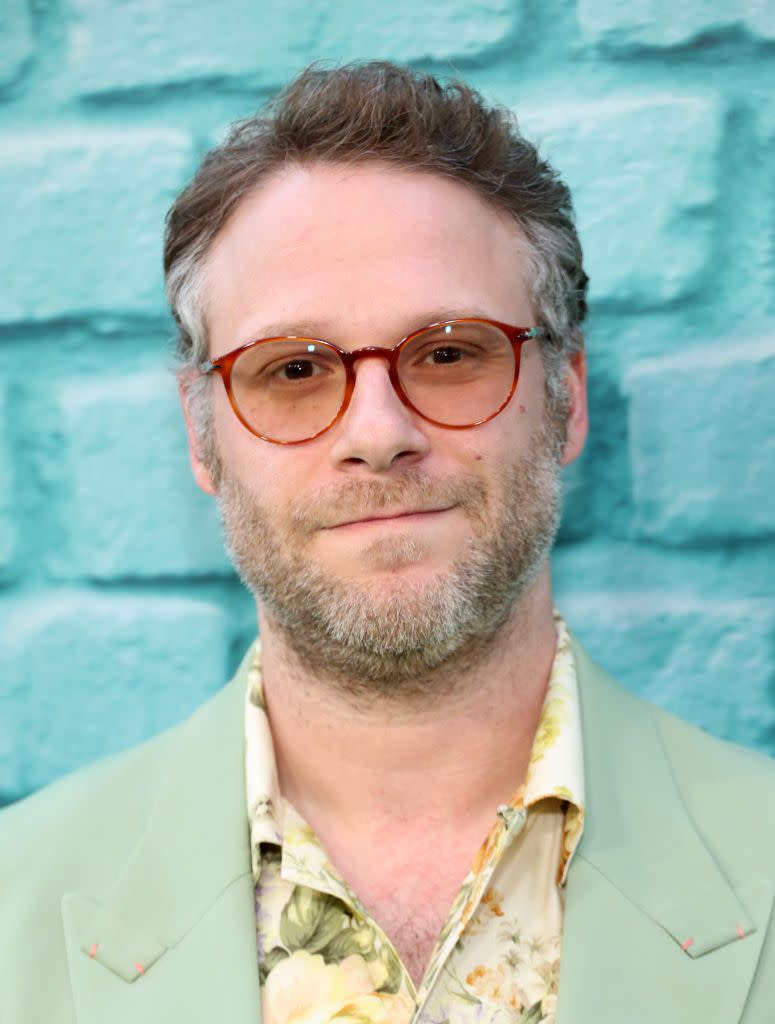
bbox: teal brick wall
[1,0,773,804]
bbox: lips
[326,507,452,529]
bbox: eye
[411,340,484,368]
[424,346,466,364]
[275,359,322,380]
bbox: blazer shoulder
[653,702,775,871]
[655,702,775,795]
[1,670,246,895]
[573,633,775,802]
[0,720,172,895]
[572,634,775,874]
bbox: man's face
[185,163,587,698]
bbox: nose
[327,353,430,472]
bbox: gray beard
[216,419,563,703]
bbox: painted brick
[754,94,775,312]
[519,94,721,305]
[755,92,775,145]
[553,537,775,608]
[0,0,33,88]
[0,0,772,800]
[0,384,17,576]
[0,130,194,322]
[0,592,232,799]
[49,369,231,579]
[579,0,775,49]
[562,592,775,754]
[311,0,517,64]
[64,0,518,96]
[627,338,775,543]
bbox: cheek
[210,390,244,461]
[210,389,281,483]
[229,445,324,517]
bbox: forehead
[204,162,534,350]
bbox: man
[1,62,774,1024]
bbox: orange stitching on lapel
[134,962,146,975]
[680,937,694,951]
[88,943,99,958]
[737,924,745,939]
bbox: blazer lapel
[557,640,773,1024]
[61,648,262,1024]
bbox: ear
[177,375,219,496]
[559,349,588,467]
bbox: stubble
[214,416,564,703]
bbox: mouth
[325,507,454,529]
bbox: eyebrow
[234,308,499,348]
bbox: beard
[214,415,564,703]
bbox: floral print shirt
[245,613,585,1024]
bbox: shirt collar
[244,611,586,883]
[524,612,586,883]
[244,644,282,876]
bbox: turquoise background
[0,0,773,804]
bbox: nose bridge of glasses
[342,344,397,370]
[341,344,411,419]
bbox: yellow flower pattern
[246,612,585,1024]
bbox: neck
[257,570,557,838]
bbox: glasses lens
[398,321,516,426]
[230,339,346,442]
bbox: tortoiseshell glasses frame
[198,317,549,446]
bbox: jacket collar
[556,639,772,1023]
[62,637,771,1024]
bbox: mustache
[287,470,486,533]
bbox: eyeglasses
[199,317,549,445]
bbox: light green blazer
[2,639,774,1022]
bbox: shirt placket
[414,805,528,1019]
